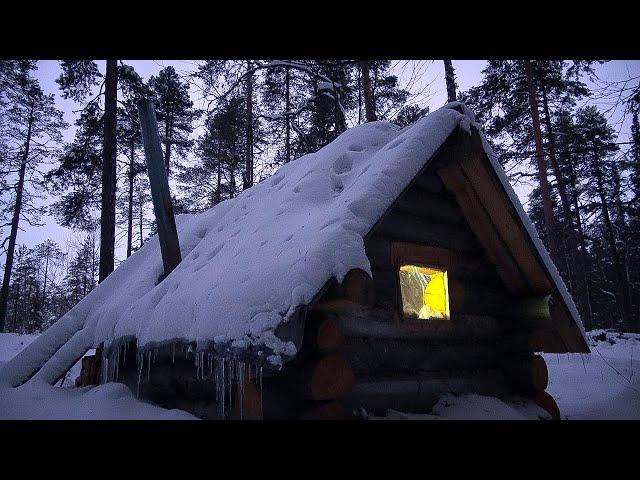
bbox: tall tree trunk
[357,67,362,124]
[285,66,291,163]
[0,107,33,332]
[524,60,559,261]
[567,154,594,326]
[244,61,254,190]
[42,254,49,307]
[592,146,633,330]
[540,83,592,327]
[359,60,377,122]
[163,119,171,174]
[99,59,117,283]
[443,60,457,103]
[139,190,144,249]
[215,153,222,205]
[127,141,135,258]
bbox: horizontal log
[332,308,502,341]
[314,268,374,311]
[365,236,392,270]
[534,390,560,420]
[310,354,356,401]
[342,268,375,306]
[317,318,346,351]
[413,173,446,194]
[338,337,505,377]
[502,354,548,393]
[342,370,509,415]
[373,210,480,253]
[395,188,464,225]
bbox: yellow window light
[399,265,450,320]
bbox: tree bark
[524,60,559,261]
[127,140,135,258]
[592,146,633,329]
[285,66,291,163]
[244,61,254,189]
[42,254,48,306]
[0,106,32,332]
[443,60,457,103]
[359,60,377,122]
[99,59,118,283]
[139,190,144,249]
[540,83,592,328]
[163,118,171,175]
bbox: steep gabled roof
[0,103,587,388]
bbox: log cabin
[0,102,588,420]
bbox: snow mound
[374,393,550,420]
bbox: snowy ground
[544,329,640,419]
[1,330,638,420]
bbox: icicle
[136,353,143,397]
[114,346,119,382]
[221,358,226,420]
[259,366,263,419]
[172,343,175,363]
[147,351,151,381]
[238,363,244,420]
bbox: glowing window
[399,265,450,320]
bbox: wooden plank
[437,159,529,294]
[458,133,551,294]
[395,187,464,225]
[331,307,502,341]
[374,209,479,253]
[338,337,505,377]
[342,370,509,415]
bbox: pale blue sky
[9,59,640,265]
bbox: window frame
[390,242,456,325]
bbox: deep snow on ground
[543,329,640,419]
[1,330,638,420]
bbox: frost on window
[399,265,450,320]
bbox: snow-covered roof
[0,103,587,387]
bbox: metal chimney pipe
[137,98,182,278]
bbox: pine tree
[443,60,457,103]
[55,60,118,283]
[64,233,98,307]
[148,66,198,175]
[179,95,246,210]
[575,106,635,331]
[46,102,103,229]
[116,94,145,257]
[394,104,430,127]
[0,62,66,332]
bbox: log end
[311,354,356,401]
[534,390,561,420]
[317,318,346,351]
